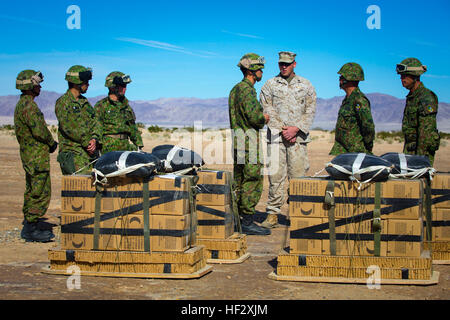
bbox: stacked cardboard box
[195,170,234,239]
[60,174,196,252]
[424,173,450,262]
[289,177,424,257]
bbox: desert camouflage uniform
[55,90,100,174]
[94,96,143,153]
[260,74,317,216]
[229,78,266,216]
[330,87,375,155]
[402,82,440,165]
[14,95,56,222]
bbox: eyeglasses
[279,62,293,67]
[31,71,44,84]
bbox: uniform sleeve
[87,103,101,144]
[242,85,266,130]
[356,97,375,152]
[93,101,105,145]
[417,93,440,155]
[24,101,55,147]
[260,81,283,131]
[299,83,317,135]
[127,106,144,148]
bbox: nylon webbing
[188,179,197,247]
[373,182,382,257]
[325,180,336,256]
[93,188,102,250]
[424,178,433,241]
[143,180,150,252]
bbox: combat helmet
[105,71,132,88]
[396,58,427,76]
[65,65,93,84]
[237,53,265,71]
[338,63,365,81]
[16,70,44,90]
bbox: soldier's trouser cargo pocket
[57,152,76,175]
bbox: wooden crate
[268,250,439,285]
[196,233,250,264]
[42,245,212,279]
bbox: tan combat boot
[260,214,278,228]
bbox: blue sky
[1,0,449,102]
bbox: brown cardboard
[196,170,231,206]
[432,173,450,208]
[387,219,423,257]
[289,177,422,220]
[196,205,234,239]
[61,212,194,252]
[289,217,323,255]
[432,208,450,241]
[61,175,96,214]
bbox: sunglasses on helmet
[112,74,132,86]
[396,64,426,73]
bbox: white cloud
[221,30,264,40]
[116,37,217,58]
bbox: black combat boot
[21,219,55,243]
[240,214,271,236]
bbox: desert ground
[0,128,449,301]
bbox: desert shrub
[147,125,164,133]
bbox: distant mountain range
[1,91,449,132]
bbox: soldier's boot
[260,213,278,229]
[240,214,271,236]
[21,220,55,243]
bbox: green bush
[147,125,164,133]
[0,124,14,131]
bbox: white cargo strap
[399,153,407,174]
[389,167,436,180]
[325,162,392,190]
[92,151,157,185]
[352,153,366,181]
[164,146,182,170]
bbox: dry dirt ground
[0,129,449,303]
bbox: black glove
[49,141,58,154]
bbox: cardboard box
[61,212,195,252]
[386,219,423,257]
[289,177,422,220]
[196,170,231,206]
[431,208,450,241]
[62,175,193,216]
[322,218,388,256]
[431,173,450,208]
[289,217,323,255]
[196,205,234,239]
[61,175,96,214]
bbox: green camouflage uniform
[229,78,266,216]
[330,63,375,155]
[402,82,440,164]
[94,97,143,153]
[330,87,375,155]
[14,94,56,223]
[55,90,101,174]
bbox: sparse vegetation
[0,124,14,131]
[147,125,164,133]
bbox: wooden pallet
[196,233,250,264]
[42,245,213,279]
[268,250,439,285]
[424,241,450,265]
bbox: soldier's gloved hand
[49,141,58,153]
[406,142,417,152]
[138,146,144,151]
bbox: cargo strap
[143,180,151,252]
[229,175,242,233]
[373,182,382,257]
[424,178,433,241]
[93,186,102,250]
[188,181,197,247]
[325,180,336,256]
